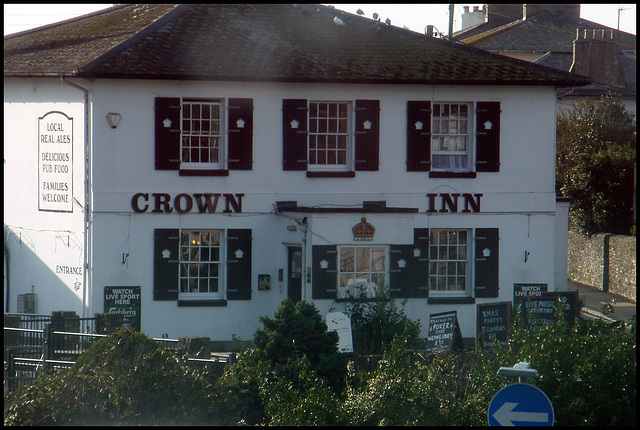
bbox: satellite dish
[372,12,378,20]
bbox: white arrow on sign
[493,402,549,426]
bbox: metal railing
[5,321,236,391]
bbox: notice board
[104,286,141,331]
[476,301,512,349]
[522,291,579,330]
[426,311,463,354]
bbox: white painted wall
[4,78,86,314]
[5,76,565,342]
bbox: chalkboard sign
[513,283,548,314]
[476,301,512,349]
[426,311,463,354]
[522,291,579,330]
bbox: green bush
[556,93,636,235]
[348,297,422,355]
[4,328,209,426]
[252,299,348,390]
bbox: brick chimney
[569,29,626,88]
[486,4,523,23]
[524,4,580,20]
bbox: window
[181,100,223,169]
[429,229,470,295]
[308,101,351,170]
[153,228,252,303]
[406,101,501,175]
[431,103,470,172]
[283,99,379,175]
[179,230,222,298]
[155,97,253,174]
[338,246,387,298]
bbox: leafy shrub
[348,298,421,355]
[4,328,209,426]
[252,299,348,390]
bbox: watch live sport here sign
[104,286,141,331]
[488,383,554,426]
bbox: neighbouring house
[455,4,636,116]
[4,4,589,344]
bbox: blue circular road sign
[488,383,554,426]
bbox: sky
[3,3,637,37]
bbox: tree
[556,94,636,235]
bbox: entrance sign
[104,286,141,331]
[38,111,73,212]
[476,301,512,349]
[426,311,463,354]
[488,383,554,426]
[325,311,353,353]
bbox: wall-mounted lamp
[106,112,122,129]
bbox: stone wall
[567,230,636,302]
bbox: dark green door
[287,246,302,303]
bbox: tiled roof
[4,4,589,86]
[454,12,636,52]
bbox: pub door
[287,246,302,303]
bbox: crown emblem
[352,217,375,240]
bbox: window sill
[335,297,390,303]
[179,169,229,176]
[178,299,227,307]
[428,296,475,305]
[429,171,477,179]
[306,171,356,178]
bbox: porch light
[106,112,122,129]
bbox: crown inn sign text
[129,192,482,215]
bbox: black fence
[4,312,235,391]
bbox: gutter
[60,76,91,319]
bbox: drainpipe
[60,76,91,319]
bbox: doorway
[287,246,302,303]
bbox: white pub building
[4,4,589,344]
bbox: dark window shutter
[312,245,337,299]
[227,229,252,300]
[407,101,431,171]
[227,98,253,170]
[389,228,429,298]
[354,99,380,171]
[282,99,308,170]
[153,229,179,300]
[474,228,499,297]
[476,102,501,172]
[155,97,181,170]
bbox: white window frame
[308,100,353,171]
[180,98,225,170]
[431,102,474,173]
[338,245,388,299]
[179,229,225,300]
[428,229,471,297]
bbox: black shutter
[354,100,380,171]
[407,101,431,171]
[282,99,308,170]
[153,229,179,300]
[312,245,337,299]
[227,98,253,170]
[227,229,252,300]
[476,102,501,172]
[389,228,429,298]
[475,228,499,298]
[155,97,181,170]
